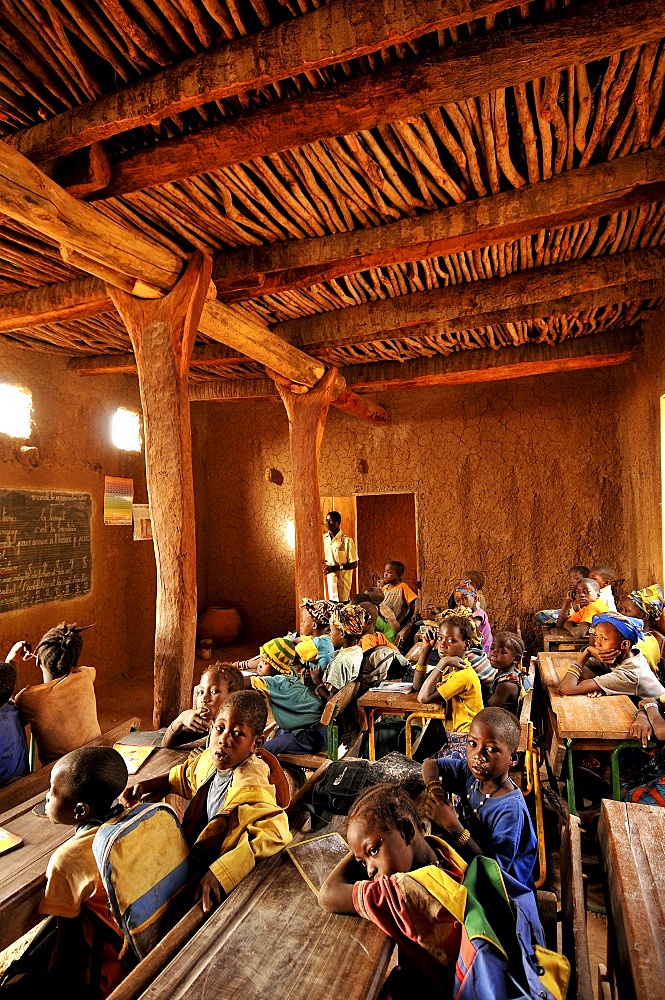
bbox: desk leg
[565,740,577,815]
[368,710,376,762]
[405,713,420,758]
[610,740,654,800]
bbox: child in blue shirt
[294,598,336,671]
[422,707,536,889]
[0,662,28,786]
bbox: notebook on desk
[0,826,22,855]
[287,833,349,896]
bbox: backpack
[92,802,192,960]
[359,646,410,691]
[310,758,372,816]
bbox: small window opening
[286,519,295,549]
[0,384,32,439]
[111,408,142,452]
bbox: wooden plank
[0,746,189,951]
[599,800,665,1000]
[69,343,246,375]
[0,717,140,814]
[132,830,393,1000]
[560,816,594,1000]
[278,249,665,349]
[109,254,210,727]
[0,276,111,333]
[213,148,665,299]
[8,0,519,164]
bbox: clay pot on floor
[197,605,241,646]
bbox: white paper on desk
[376,681,412,692]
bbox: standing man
[323,511,358,602]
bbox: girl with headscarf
[310,604,370,698]
[452,580,493,656]
[620,586,665,674]
[559,612,665,700]
[294,599,336,671]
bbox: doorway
[355,493,419,595]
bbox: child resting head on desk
[421,707,537,890]
[37,746,129,997]
[413,613,484,759]
[162,663,244,749]
[318,781,468,1000]
[556,577,609,637]
[558,612,665,700]
[121,690,292,914]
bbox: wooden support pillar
[107,252,212,727]
[270,368,339,609]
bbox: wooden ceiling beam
[188,329,639,400]
[98,0,665,201]
[7,0,517,164]
[68,342,246,374]
[277,247,665,348]
[0,276,111,332]
[213,148,665,300]
[0,142,384,421]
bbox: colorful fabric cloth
[294,634,335,669]
[436,757,537,888]
[323,645,364,691]
[472,608,493,656]
[359,632,398,652]
[250,673,323,732]
[437,731,468,760]
[300,598,336,628]
[489,670,522,714]
[330,603,369,636]
[382,581,418,625]
[0,701,29,785]
[260,637,297,675]
[454,580,477,600]
[629,584,665,623]
[14,666,101,764]
[323,531,357,602]
[466,647,497,689]
[375,614,398,644]
[592,612,646,645]
[637,634,662,674]
[567,598,609,625]
[435,663,483,734]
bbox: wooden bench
[559,814,593,1000]
[0,742,188,952]
[598,799,665,1000]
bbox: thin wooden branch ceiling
[0,0,663,391]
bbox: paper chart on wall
[104,477,133,526]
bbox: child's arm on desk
[558,648,603,695]
[418,657,464,704]
[319,852,366,913]
[120,773,171,806]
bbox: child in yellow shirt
[556,578,609,637]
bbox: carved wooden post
[270,367,339,608]
[108,252,212,727]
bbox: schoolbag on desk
[311,758,372,817]
[93,802,192,961]
[359,646,411,691]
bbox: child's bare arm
[421,757,439,785]
[417,665,445,705]
[162,709,210,748]
[120,773,171,806]
[638,700,665,740]
[487,680,520,708]
[422,793,482,859]
[319,852,365,914]
[49,917,87,984]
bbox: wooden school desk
[536,652,636,814]
[598,800,665,1000]
[0,745,188,952]
[357,687,445,760]
[130,831,394,1000]
[541,626,588,653]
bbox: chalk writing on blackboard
[0,489,92,613]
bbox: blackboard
[0,489,92,613]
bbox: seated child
[39,746,129,997]
[10,624,101,764]
[619,592,663,674]
[487,632,525,715]
[433,606,495,691]
[558,612,665,699]
[364,585,399,643]
[414,613,483,757]
[556,577,609,637]
[310,604,370,698]
[121,691,291,912]
[245,638,327,755]
[536,564,590,625]
[589,564,617,612]
[422,707,537,889]
[318,783,467,1000]
[382,561,420,647]
[293,598,336,670]
[625,584,665,636]
[351,597,398,651]
[453,579,492,655]
[0,662,29,786]
[162,664,244,749]
[447,568,488,612]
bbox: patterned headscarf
[259,637,297,675]
[436,606,482,647]
[592,613,646,646]
[629,584,665,623]
[300,598,335,629]
[454,579,477,600]
[329,604,370,636]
